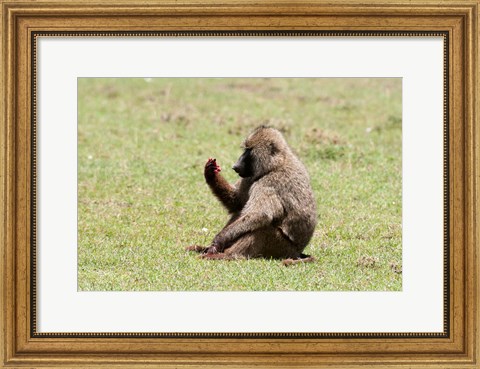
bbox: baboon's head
[232,126,289,179]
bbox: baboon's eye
[269,143,279,155]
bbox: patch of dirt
[216,79,282,96]
[159,105,197,126]
[305,127,344,146]
[356,256,379,269]
[99,85,120,100]
[389,262,402,274]
[227,117,293,138]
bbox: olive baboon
[187,126,317,264]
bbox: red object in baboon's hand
[205,158,221,179]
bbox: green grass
[77,77,402,291]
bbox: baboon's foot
[282,256,316,266]
[199,252,230,260]
[185,245,209,253]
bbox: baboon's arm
[204,158,242,213]
[206,174,241,213]
[212,187,283,250]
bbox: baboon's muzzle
[232,149,252,178]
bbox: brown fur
[188,126,317,262]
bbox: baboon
[187,126,317,264]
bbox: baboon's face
[232,148,254,178]
[233,127,287,179]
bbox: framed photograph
[1,1,478,368]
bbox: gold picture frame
[1,0,478,367]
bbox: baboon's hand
[210,235,227,253]
[203,245,219,255]
[202,236,226,255]
[204,158,221,180]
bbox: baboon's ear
[269,142,279,155]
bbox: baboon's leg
[199,227,312,262]
[211,188,283,252]
[223,226,301,260]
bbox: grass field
[77,77,402,291]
